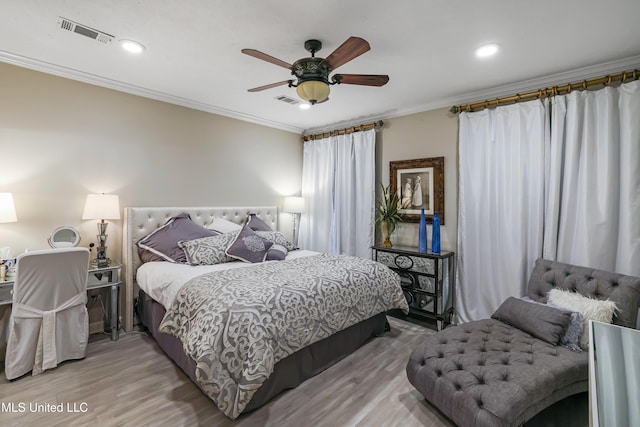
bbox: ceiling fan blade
[247,80,291,92]
[241,49,292,69]
[333,74,389,86]
[324,37,371,70]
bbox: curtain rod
[450,68,640,114]
[301,120,384,142]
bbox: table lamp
[283,196,305,247]
[0,193,17,224]
[82,193,120,267]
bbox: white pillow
[547,288,617,350]
[206,217,242,233]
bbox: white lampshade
[283,196,305,214]
[82,194,121,220]
[0,193,17,223]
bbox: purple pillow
[264,244,288,261]
[226,225,273,263]
[137,213,219,263]
[246,213,273,232]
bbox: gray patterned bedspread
[159,253,408,418]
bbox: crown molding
[388,54,640,118]
[305,54,640,133]
[0,50,304,134]
[4,49,639,136]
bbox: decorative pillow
[246,213,273,232]
[206,217,242,233]
[521,296,584,351]
[255,230,297,251]
[491,297,572,345]
[137,213,219,263]
[226,225,274,263]
[264,244,288,261]
[547,288,617,349]
[178,232,239,265]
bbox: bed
[122,206,408,419]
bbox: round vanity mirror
[48,226,81,248]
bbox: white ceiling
[1,1,640,134]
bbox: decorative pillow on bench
[491,297,572,345]
[548,288,617,349]
[521,296,584,351]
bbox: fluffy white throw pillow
[548,288,617,350]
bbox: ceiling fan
[241,36,389,105]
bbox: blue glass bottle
[418,208,427,252]
[432,212,441,254]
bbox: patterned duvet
[159,253,408,418]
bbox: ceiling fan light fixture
[296,80,330,104]
[243,37,388,102]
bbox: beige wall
[0,60,459,266]
[377,108,459,251]
[0,63,302,262]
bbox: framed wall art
[389,156,444,223]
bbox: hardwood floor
[0,317,454,427]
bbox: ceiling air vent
[58,17,113,44]
[275,95,301,106]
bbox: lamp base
[91,257,112,269]
[92,243,109,268]
[94,222,110,268]
[292,213,299,248]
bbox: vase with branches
[375,184,401,248]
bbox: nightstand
[88,262,122,341]
[372,245,455,330]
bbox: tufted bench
[406,259,640,427]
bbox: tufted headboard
[527,258,640,329]
[121,206,278,331]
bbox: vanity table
[0,261,122,341]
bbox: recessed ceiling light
[120,39,145,54]
[299,103,311,110]
[475,43,499,58]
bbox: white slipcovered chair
[4,247,90,380]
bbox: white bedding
[136,249,318,308]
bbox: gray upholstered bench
[406,259,640,427]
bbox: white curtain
[456,101,546,322]
[299,129,375,258]
[544,81,640,276]
[299,138,335,254]
[456,81,640,323]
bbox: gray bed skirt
[137,290,388,414]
